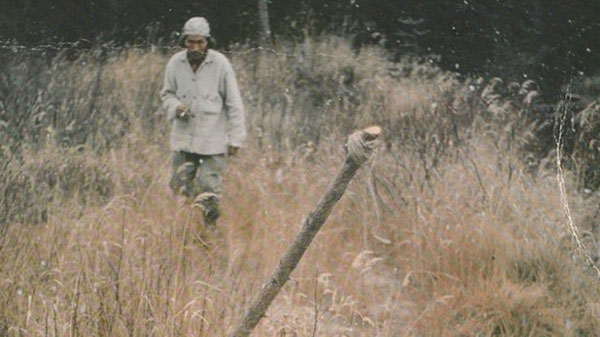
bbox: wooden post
[229,126,382,337]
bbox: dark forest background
[2,0,600,99]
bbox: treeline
[2,0,600,97]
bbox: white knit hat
[182,17,211,37]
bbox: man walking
[161,17,246,229]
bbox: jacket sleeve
[160,60,182,122]
[222,60,247,147]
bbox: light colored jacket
[160,49,246,155]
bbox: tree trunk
[257,0,272,46]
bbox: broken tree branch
[229,126,382,337]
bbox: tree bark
[257,0,272,47]
[228,126,381,337]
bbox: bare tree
[257,0,272,46]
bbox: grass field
[1,36,600,336]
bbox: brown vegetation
[1,36,600,336]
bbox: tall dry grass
[1,36,600,336]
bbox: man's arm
[222,60,247,149]
[160,60,183,122]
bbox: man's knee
[196,159,224,195]
[170,162,197,196]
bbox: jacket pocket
[173,121,189,136]
[176,88,193,107]
[199,92,223,114]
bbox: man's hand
[176,105,193,120]
[228,145,240,157]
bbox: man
[160,17,246,229]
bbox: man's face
[185,34,208,54]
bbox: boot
[193,192,220,230]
